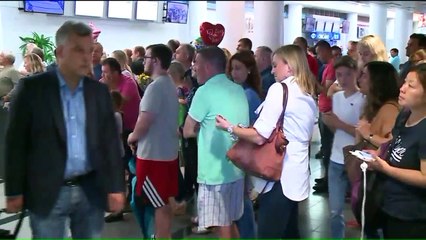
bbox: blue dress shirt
[57,70,90,179]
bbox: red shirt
[318,61,335,113]
[307,54,319,79]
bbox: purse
[343,140,377,187]
[226,83,289,181]
[351,108,410,228]
[0,210,25,239]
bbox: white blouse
[252,76,317,201]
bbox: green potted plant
[19,32,56,64]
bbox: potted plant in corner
[19,32,56,64]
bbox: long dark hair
[226,50,263,99]
[363,61,400,121]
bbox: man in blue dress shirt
[4,20,125,238]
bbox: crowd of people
[1,20,426,239]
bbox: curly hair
[362,61,400,121]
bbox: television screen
[136,1,158,21]
[24,0,65,15]
[75,1,104,18]
[342,20,350,34]
[165,1,188,24]
[305,17,316,32]
[108,1,132,19]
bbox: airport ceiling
[352,1,426,13]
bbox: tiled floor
[0,126,363,239]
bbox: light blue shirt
[57,70,90,179]
[389,55,401,72]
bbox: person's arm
[129,111,155,141]
[127,83,158,145]
[5,77,31,212]
[322,111,356,136]
[183,86,207,138]
[183,115,199,138]
[327,82,342,97]
[357,104,399,147]
[216,117,267,145]
[369,157,426,189]
[216,82,283,144]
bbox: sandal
[190,216,198,225]
[192,226,211,234]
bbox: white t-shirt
[252,76,317,201]
[330,91,365,164]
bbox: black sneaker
[104,212,124,223]
[313,182,328,194]
[314,150,323,159]
[314,177,326,184]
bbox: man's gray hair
[257,46,273,55]
[55,20,93,46]
[4,54,15,65]
[181,44,196,62]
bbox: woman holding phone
[367,63,426,238]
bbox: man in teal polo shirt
[183,47,249,238]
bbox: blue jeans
[236,195,256,238]
[328,161,349,239]
[29,186,104,239]
[257,181,299,238]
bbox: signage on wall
[310,32,340,41]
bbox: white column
[253,1,284,51]
[394,8,413,62]
[347,13,358,41]
[369,3,387,43]
[216,1,245,54]
[188,1,208,43]
[284,3,303,45]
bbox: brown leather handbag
[226,83,289,181]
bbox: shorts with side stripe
[198,178,244,228]
[135,157,178,208]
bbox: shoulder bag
[226,83,289,181]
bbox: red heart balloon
[199,22,225,46]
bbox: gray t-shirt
[136,75,179,161]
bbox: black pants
[257,182,300,238]
[175,137,198,202]
[383,213,426,239]
[318,112,334,178]
[122,130,134,203]
[182,138,198,201]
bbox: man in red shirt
[313,40,336,194]
[293,37,319,79]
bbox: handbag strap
[276,83,289,129]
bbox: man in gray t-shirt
[127,44,178,238]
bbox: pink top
[117,74,141,130]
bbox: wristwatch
[227,125,234,134]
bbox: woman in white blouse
[216,44,317,238]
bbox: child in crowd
[321,56,365,238]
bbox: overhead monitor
[164,1,189,24]
[23,0,65,15]
[108,1,132,19]
[75,1,104,17]
[136,1,159,21]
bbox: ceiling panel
[351,1,426,13]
